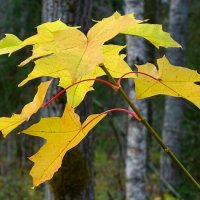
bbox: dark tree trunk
[42,0,91,33]
[42,1,93,200]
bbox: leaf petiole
[82,107,141,130]
[117,71,158,86]
[42,78,118,107]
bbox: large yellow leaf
[0,13,180,108]
[59,44,135,108]
[0,13,180,79]
[135,56,200,108]
[0,81,51,137]
[22,104,106,187]
[19,44,134,108]
[17,13,136,85]
[20,44,134,87]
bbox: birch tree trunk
[42,1,93,200]
[125,1,148,200]
[160,0,188,193]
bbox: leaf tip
[1,132,6,139]
[18,62,25,67]
[114,11,121,18]
[18,81,24,87]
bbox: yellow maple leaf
[16,13,136,84]
[19,44,134,108]
[0,13,180,108]
[60,44,135,108]
[22,104,106,187]
[0,13,180,78]
[135,56,200,108]
[0,80,51,137]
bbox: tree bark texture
[42,1,93,200]
[125,1,148,200]
[160,0,188,193]
[42,0,91,33]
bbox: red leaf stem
[117,71,159,86]
[43,78,118,107]
[82,107,141,130]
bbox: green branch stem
[99,63,200,191]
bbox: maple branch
[117,71,158,86]
[82,108,141,130]
[43,78,118,107]
[99,63,200,191]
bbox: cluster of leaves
[0,12,200,187]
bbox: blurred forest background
[0,0,199,200]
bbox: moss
[50,148,90,200]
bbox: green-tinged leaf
[121,23,180,48]
[0,34,22,55]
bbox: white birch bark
[160,0,188,193]
[125,1,148,200]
